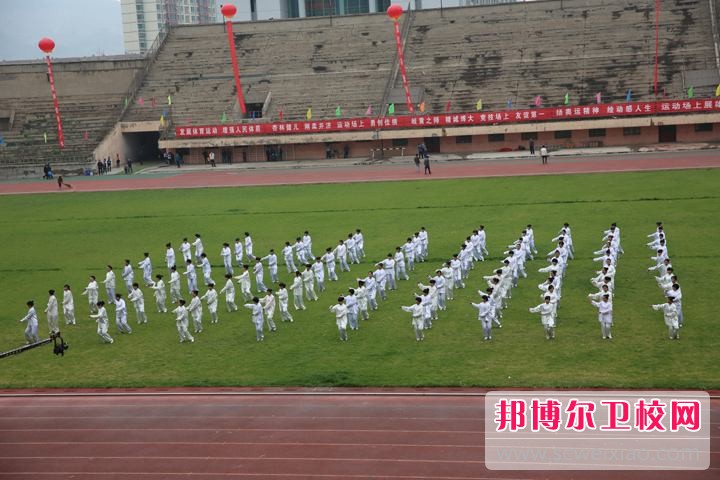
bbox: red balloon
[38,37,55,54]
[220,3,237,18]
[387,4,403,21]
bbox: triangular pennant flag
[595,92,602,104]
[507,99,513,109]
[475,99,483,111]
[716,84,720,97]
[138,97,144,106]
[167,94,172,105]
[687,86,694,99]
[83,131,89,141]
[534,95,542,107]
[564,92,570,105]
[335,106,342,117]
[279,109,284,121]
[365,105,373,116]
[221,112,227,123]
[445,100,452,113]
[306,108,312,120]
[43,132,48,143]
[387,103,395,115]
[419,101,425,113]
[626,89,632,102]
[159,115,165,127]
[124,97,129,107]
[151,97,156,107]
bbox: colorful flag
[279,109,284,121]
[221,112,227,123]
[388,103,395,115]
[167,95,172,105]
[306,108,312,120]
[687,86,694,99]
[43,132,48,143]
[626,89,632,102]
[595,92,602,104]
[475,99,482,111]
[534,95,542,107]
[444,100,452,113]
[83,131,89,141]
[419,101,425,113]
[365,105,373,116]
[564,92,570,105]
[716,84,720,97]
[138,97,144,106]
[335,106,342,117]
[151,97,156,107]
[159,115,165,127]
[506,99,512,109]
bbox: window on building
[521,132,538,140]
[392,138,409,147]
[589,128,606,137]
[623,127,641,136]
[554,130,572,139]
[455,135,472,144]
[694,123,713,132]
[246,103,264,119]
[376,0,391,12]
[488,133,505,142]
[285,0,300,17]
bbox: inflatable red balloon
[220,3,237,18]
[387,4,403,21]
[38,37,55,54]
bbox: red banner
[175,98,720,139]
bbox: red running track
[1,151,719,195]
[0,391,717,479]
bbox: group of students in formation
[647,222,683,340]
[586,223,622,339]
[329,228,433,341]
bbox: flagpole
[38,38,64,149]
[221,4,247,115]
[654,0,660,98]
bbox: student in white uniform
[172,299,194,343]
[665,283,683,327]
[529,296,556,340]
[404,238,416,272]
[472,295,493,341]
[401,296,425,341]
[261,289,277,332]
[417,279,439,321]
[303,231,314,262]
[192,233,204,262]
[283,242,296,273]
[184,259,198,293]
[44,289,59,335]
[89,300,113,344]
[220,242,233,275]
[289,271,306,310]
[329,296,349,342]
[19,300,40,344]
[261,249,279,284]
[180,238,192,262]
[234,265,252,301]
[198,253,214,286]
[383,254,397,290]
[219,273,238,312]
[276,283,294,322]
[451,254,464,289]
[102,265,116,302]
[345,288,359,330]
[113,293,132,334]
[432,271,447,311]
[166,243,176,270]
[299,264,317,301]
[169,266,182,304]
[374,264,388,301]
[354,229,365,259]
[82,276,99,313]
[419,227,429,259]
[346,234,359,265]
[394,247,409,281]
[313,257,326,292]
[478,225,489,256]
[441,262,454,301]
[334,240,350,272]
[122,259,134,293]
[200,283,219,324]
[151,274,167,313]
[361,272,378,310]
[322,248,338,281]
[128,283,148,324]
[294,237,307,266]
[416,288,433,330]
[138,253,154,286]
[356,280,369,320]
[253,259,268,293]
[652,297,680,340]
[234,238,244,267]
[62,284,76,326]
[187,290,203,333]
[244,297,265,342]
[590,294,613,339]
[244,232,254,260]
[526,224,538,255]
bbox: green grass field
[1,169,718,389]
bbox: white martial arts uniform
[219,278,238,312]
[235,270,252,301]
[201,288,219,324]
[401,303,425,341]
[172,305,194,343]
[403,241,416,271]
[283,245,296,273]
[301,268,318,301]
[356,285,369,320]
[529,302,556,339]
[261,253,279,284]
[192,237,204,261]
[82,280,99,313]
[244,235,254,260]
[253,262,267,292]
[180,241,192,262]
[354,232,365,258]
[334,243,349,272]
[261,294,277,331]
[187,295,203,333]
[441,266,454,300]
[103,270,116,301]
[374,268,387,300]
[184,263,198,293]
[276,287,294,322]
[113,298,132,334]
[122,264,134,292]
[234,241,244,266]
[244,302,265,342]
[62,289,76,325]
[329,303,349,341]
[138,257,153,285]
[302,234,314,262]
[169,270,182,303]
[472,300,493,340]
[346,293,359,330]
[221,246,233,275]
[128,287,147,324]
[322,251,338,281]
[44,294,59,334]
[199,257,214,286]
[290,276,305,310]
[591,299,613,339]
[383,258,397,290]
[151,279,167,313]
[89,306,113,343]
[313,260,325,292]
[394,251,408,280]
[166,247,176,270]
[652,302,679,339]
[19,306,40,343]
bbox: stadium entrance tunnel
[123,131,161,164]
